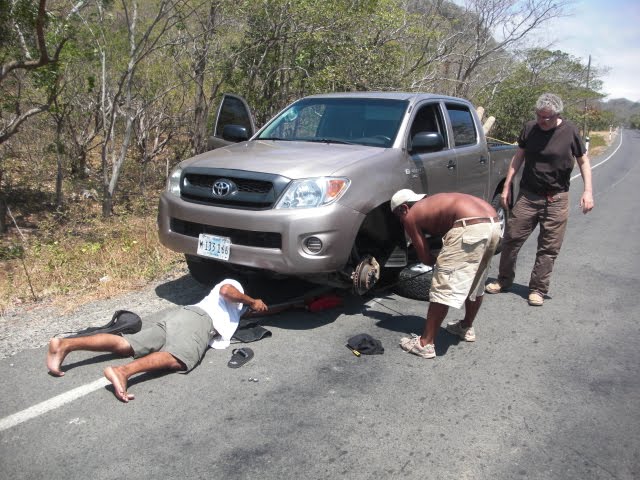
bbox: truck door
[406,102,457,195]
[207,94,256,151]
[444,102,489,200]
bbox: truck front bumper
[158,193,365,275]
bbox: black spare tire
[393,263,433,301]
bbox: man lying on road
[391,190,501,359]
[46,279,267,402]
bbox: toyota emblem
[212,179,237,197]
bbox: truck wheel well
[352,204,405,266]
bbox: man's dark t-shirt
[517,119,586,194]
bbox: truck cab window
[410,105,444,136]
[445,104,477,147]
[409,104,446,147]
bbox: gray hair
[536,93,564,114]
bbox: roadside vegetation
[0,0,626,313]
[0,161,182,313]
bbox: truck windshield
[257,98,409,148]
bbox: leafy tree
[0,0,83,233]
[401,0,571,98]
[477,49,605,141]
[86,0,183,216]
[169,0,242,156]
[230,0,408,124]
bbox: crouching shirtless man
[47,279,267,402]
[391,190,501,359]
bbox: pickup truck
[157,92,518,297]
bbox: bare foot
[104,366,135,403]
[47,338,67,376]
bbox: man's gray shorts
[123,306,215,372]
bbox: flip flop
[227,348,254,368]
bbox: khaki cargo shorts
[123,306,216,372]
[429,222,502,309]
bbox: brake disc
[351,255,381,295]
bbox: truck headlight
[166,166,182,197]
[275,177,350,209]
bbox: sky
[540,0,640,102]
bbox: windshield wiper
[258,137,291,141]
[307,138,356,145]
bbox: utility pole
[583,54,591,143]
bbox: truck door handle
[447,160,456,170]
[479,156,487,164]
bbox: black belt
[452,217,500,228]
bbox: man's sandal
[227,348,254,368]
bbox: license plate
[197,234,231,261]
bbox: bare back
[405,192,497,236]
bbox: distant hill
[599,98,640,127]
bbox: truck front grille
[180,168,291,210]
[171,219,282,249]
[187,174,272,194]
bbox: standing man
[485,93,594,306]
[391,190,501,359]
[46,279,268,402]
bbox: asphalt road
[1,129,638,480]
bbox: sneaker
[445,320,476,342]
[485,281,510,294]
[399,334,436,359]
[528,291,544,306]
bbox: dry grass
[587,130,616,156]
[0,204,183,315]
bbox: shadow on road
[51,352,121,375]
[154,273,351,331]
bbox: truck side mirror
[411,132,444,153]
[222,124,250,143]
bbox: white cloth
[193,278,245,349]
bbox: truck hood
[183,140,388,179]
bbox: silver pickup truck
[158,92,517,296]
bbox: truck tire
[186,255,235,286]
[393,263,432,301]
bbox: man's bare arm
[501,148,525,208]
[404,221,435,266]
[219,284,268,313]
[576,154,594,214]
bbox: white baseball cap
[390,189,426,211]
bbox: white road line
[571,132,624,181]
[0,377,109,432]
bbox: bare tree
[182,1,233,156]
[88,0,182,216]
[402,0,569,97]
[133,82,186,198]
